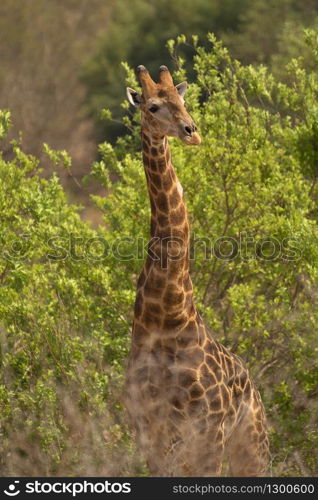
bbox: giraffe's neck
[134,127,195,331]
[142,130,188,249]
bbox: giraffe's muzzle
[180,121,201,146]
[182,131,201,146]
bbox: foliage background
[0,0,318,477]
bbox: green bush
[1,31,318,476]
[93,34,318,476]
[0,111,136,475]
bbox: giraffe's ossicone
[125,65,269,477]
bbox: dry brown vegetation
[0,0,111,219]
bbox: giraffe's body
[125,66,269,476]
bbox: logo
[4,481,20,496]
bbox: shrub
[94,34,318,476]
[0,111,137,475]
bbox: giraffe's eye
[149,104,159,113]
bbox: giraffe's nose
[180,120,201,145]
[183,123,197,136]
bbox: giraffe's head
[127,65,201,146]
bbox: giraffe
[125,65,269,477]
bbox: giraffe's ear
[176,81,188,98]
[126,87,142,107]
